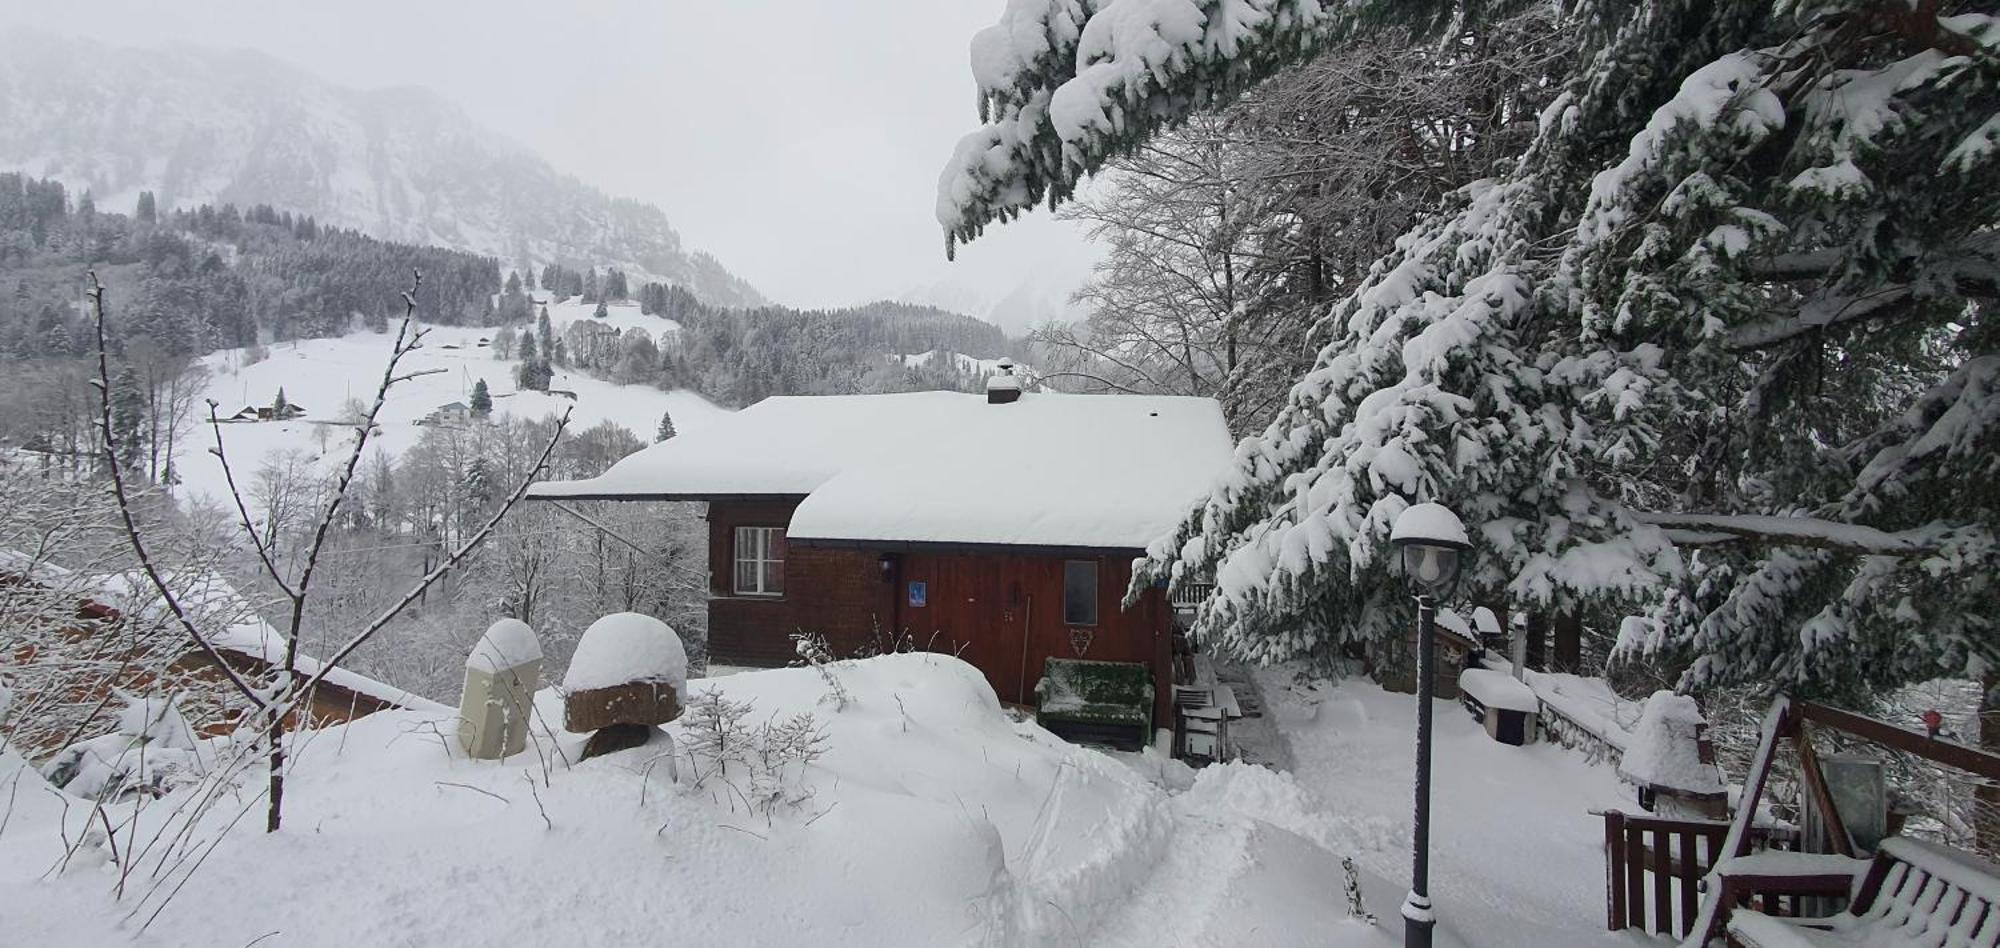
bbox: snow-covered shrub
[677,687,827,822]
[41,692,206,802]
[790,631,851,710]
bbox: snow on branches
[946,0,2000,694]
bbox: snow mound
[466,618,542,673]
[562,612,686,692]
[1617,690,1725,795]
[0,652,1387,946]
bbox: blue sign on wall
[907,581,927,607]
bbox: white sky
[0,1,1100,314]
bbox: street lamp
[1389,502,1470,948]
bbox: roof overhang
[524,492,810,504]
[787,535,1146,558]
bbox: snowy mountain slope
[181,298,725,507]
[0,30,763,308]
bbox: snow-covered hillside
[0,654,1411,947]
[181,298,725,506]
[0,30,763,308]
[896,349,1019,377]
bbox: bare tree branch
[1638,511,1966,555]
[289,406,572,698]
[85,271,269,711]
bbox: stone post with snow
[459,618,543,761]
[563,612,687,761]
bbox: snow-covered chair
[1723,836,2000,947]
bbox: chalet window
[1063,560,1098,626]
[733,526,785,596]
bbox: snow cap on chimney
[986,367,1021,404]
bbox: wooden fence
[1599,810,1801,939]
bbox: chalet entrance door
[911,554,1029,707]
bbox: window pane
[734,527,759,594]
[1064,560,1098,626]
[764,558,784,596]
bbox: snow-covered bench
[1035,659,1154,752]
[1724,836,2000,947]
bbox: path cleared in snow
[1257,666,1655,946]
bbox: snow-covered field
[179,298,725,506]
[0,655,1415,947]
[897,349,1017,376]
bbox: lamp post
[1389,502,1470,948]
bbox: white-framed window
[733,526,786,596]
[1063,559,1098,626]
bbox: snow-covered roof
[90,566,446,714]
[528,391,1235,551]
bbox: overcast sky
[0,1,1099,314]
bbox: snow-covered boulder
[563,613,687,759]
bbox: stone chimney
[987,359,1021,404]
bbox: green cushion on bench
[1035,659,1154,728]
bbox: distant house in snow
[528,377,1235,743]
[226,402,305,423]
[418,402,473,427]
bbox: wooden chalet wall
[896,552,1173,728]
[706,500,896,666]
[705,500,1174,729]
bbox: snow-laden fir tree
[470,378,492,417]
[656,409,677,443]
[940,0,1999,699]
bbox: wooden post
[1980,668,2000,858]
[1795,720,1855,857]
[1676,825,1700,933]
[1626,821,1647,932]
[1651,826,1672,934]
[1525,611,1547,671]
[1553,613,1583,673]
[1605,810,1628,930]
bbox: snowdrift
[0,653,1400,947]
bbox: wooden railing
[1170,582,1214,610]
[1599,810,1799,940]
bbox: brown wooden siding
[704,500,1174,729]
[705,500,898,666]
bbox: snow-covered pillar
[459,618,543,760]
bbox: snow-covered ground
[179,297,724,506]
[1256,667,1651,947]
[0,655,1413,947]
[1,650,1654,946]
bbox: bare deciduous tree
[86,269,571,833]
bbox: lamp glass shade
[1402,542,1460,594]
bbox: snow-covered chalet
[528,378,1234,734]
